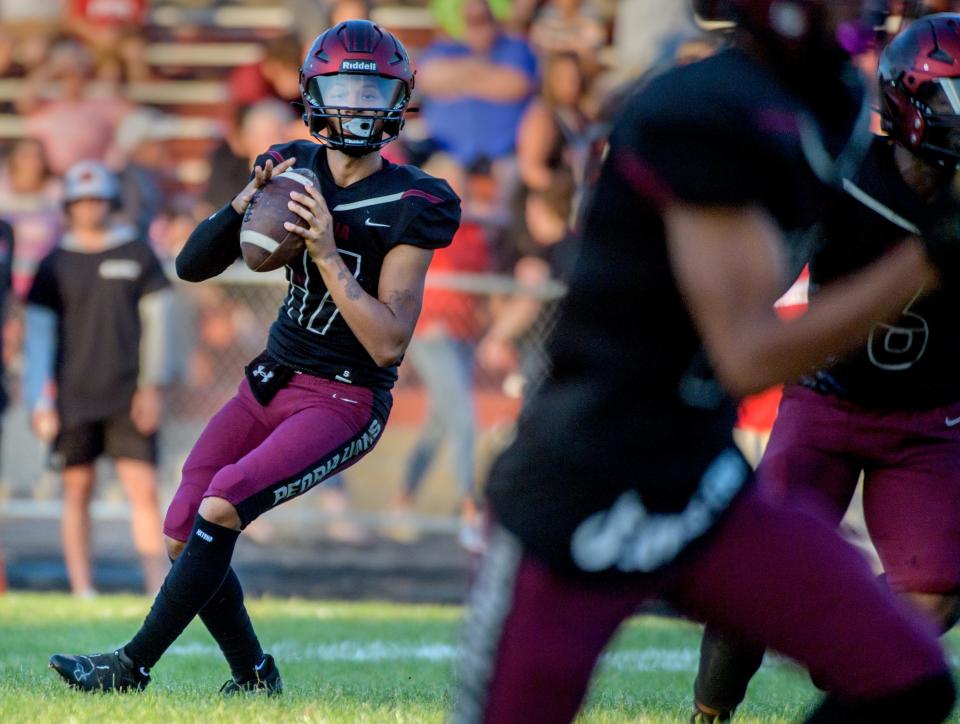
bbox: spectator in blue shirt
[417,0,537,169]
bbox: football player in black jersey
[49,20,460,694]
[693,13,960,721]
[451,2,960,723]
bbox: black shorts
[53,413,157,468]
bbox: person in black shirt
[25,160,172,598]
[451,2,960,723]
[49,20,460,695]
[693,13,960,720]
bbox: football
[239,167,320,272]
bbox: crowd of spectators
[0,0,957,571]
[0,0,712,402]
[0,0,748,553]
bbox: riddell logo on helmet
[340,60,377,72]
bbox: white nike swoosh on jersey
[947,416,960,427]
[332,393,359,404]
[365,219,390,228]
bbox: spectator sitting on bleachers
[228,34,303,108]
[516,51,591,193]
[0,137,62,299]
[110,108,178,240]
[529,0,607,72]
[286,0,370,50]
[330,0,371,26]
[65,0,151,82]
[417,0,537,171]
[18,39,131,176]
[0,31,20,90]
[201,99,301,214]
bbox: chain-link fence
[0,265,565,533]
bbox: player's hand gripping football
[231,156,298,215]
[284,183,337,264]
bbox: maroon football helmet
[300,20,414,156]
[879,12,960,167]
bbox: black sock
[694,624,766,715]
[198,567,264,681]
[124,515,240,670]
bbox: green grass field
[0,593,956,723]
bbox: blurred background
[0,0,944,602]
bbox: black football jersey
[487,48,868,576]
[255,142,460,390]
[804,137,960,408]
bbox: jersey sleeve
[395,181,462,251]
[26,253,62,314]
[251,141,307,177]
[613,82,777,208]
[139,243,172,297]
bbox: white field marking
[165,641,745,673]
[170,639,930,673]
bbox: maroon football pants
[453,486,948,723]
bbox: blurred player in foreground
[48,20,459,694]
[25,160,171,598]
[693,13,960,721]
[452,1,960,722]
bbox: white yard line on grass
[168,641,703,672]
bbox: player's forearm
[720,240,934,396]
[416,59,476,96]
[418,59,530,101]
[175,204,242,282]
[315,255,414,367]
[468,65,532,101]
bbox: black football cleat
[690,704,732,723]
[49,649,149,692]
[219,654,283,696]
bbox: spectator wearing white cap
[24,160,174,597]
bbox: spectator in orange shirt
[395,154,490,551]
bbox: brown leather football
[239,167,320,272]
